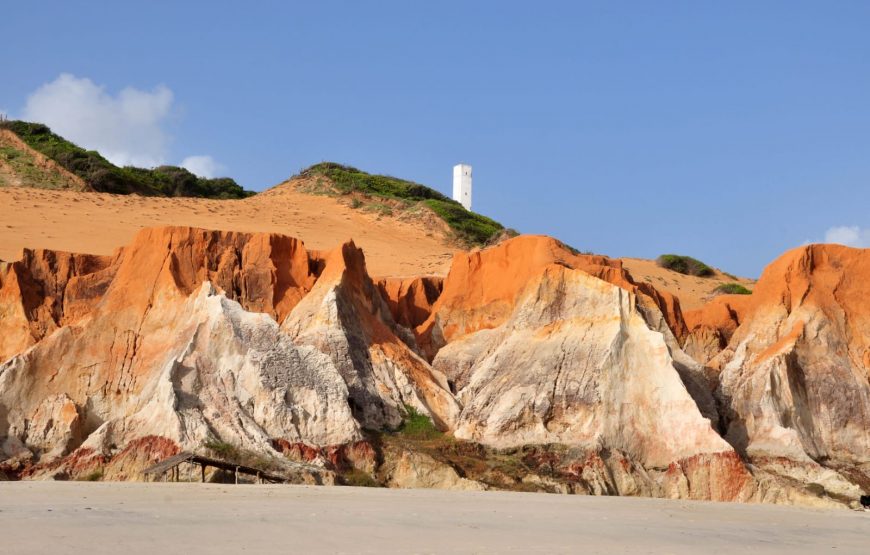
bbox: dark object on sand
[143,452,288,484]
[860,495,870,508]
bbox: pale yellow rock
[383,448,486,491]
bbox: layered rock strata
[0,227,455,481]
[711,245,870,499]
[0,229,867,507]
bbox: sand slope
[621,257,755,310]
[0,183,456,277]
[0,130,89,191]
[0,181,754,299]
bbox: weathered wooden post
[201,463,206,483]
[235,466,239,484]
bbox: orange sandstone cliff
[0,229,867,507]
[710,245,870,498]
[683,294,753,365]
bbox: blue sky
[2,1,869,276]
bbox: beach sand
[0,482,867,554]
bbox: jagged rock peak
[415,234,687,358]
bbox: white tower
[452,163,472,211]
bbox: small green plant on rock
[204,438,239,459]
[202,437,283,472]
[397,405,441,441]
[714,282,751,295]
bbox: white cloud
[21,73,173,167]
[181,155,224,178]
[823,226,870,248]
[21,74,226,174]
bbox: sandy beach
[0,482,866,554]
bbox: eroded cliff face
[0,227,455,481]
[412,238,756,502]
[709,245,870,499]
[0,249,116,361]
[435,266,725,461]
[415,236,689,358]
[683,295,752,366]
[376,276,443,330]
[0,229,866,507]
[279,241,460,433]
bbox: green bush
[1,120,254,199]
[423,199,503,246]
[202,437,283,472]
[203,438,239,460]
[398,405,441,441]
[656,254,715,277]
[0,144,76,189]
[364,202,394,217]
[555,240,593,256]
[303,162,451,201]
[81,469,104,482]
[339,469,382,487]
[301,162,504,246]
[714,282,752,295]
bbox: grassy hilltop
[0,120,253,199]
[300,162,505,246]
[0,121,506,245]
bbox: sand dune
[621,257,755,310]
[0,182,754,303]
[0,183,456,277]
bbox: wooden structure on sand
[142,452,288,484]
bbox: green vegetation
[363,202,394,217]
[303,162,451,201]
[338,468,382,488]
[0,121,254,199]
[376,427,568,493]
[555,239,594,256]
[81,469,104,481]
[482,227,520,247]
[202,437,282,472]
[714,282,752,295]
[558,241,581,255]
[203,437,238,459]
[0,142,81,190]
[301,162,504,245]
[397,405,442,441]
[344,426,599,494]
[656,254,715,277]
[423,199,503,245]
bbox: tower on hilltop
[452,163,472,210]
